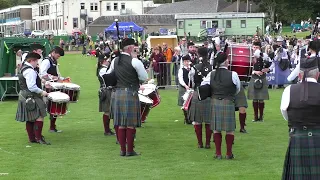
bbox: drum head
[138,94,153,104]
[138,84,156,95]
[48,91,70,102]
[63,83,80,90]
[49,82,65,89]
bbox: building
[32,0,157,35]
[176,13,266,38]
[0,5,32,36]
[88,14,176,36]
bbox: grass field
[0,54,289,180]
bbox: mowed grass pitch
[0,54,288,180]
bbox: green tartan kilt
[15,92,47,122]
[247,74,269,100]
[235,85,248,108]
[98,89,112,114]
[210,98,236,132]
[178,85,186,106]
[282,129,320,180]
[188,90,211,124]
[110,89,141,127]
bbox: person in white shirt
[280,56,320,179]
[15,52,50,145]
[201,51,240,160]
[21,44,44,73]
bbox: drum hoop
[138,94,153,104]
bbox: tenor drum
[62,83,80,102]
[182,89,194,111]
[138,94,153,123]
[47,91,70,116]
[138,84,161,108]
[226,44,253,82]
[45,82,64,93]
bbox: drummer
[97,54,115,136]
[178,55,192,124]
[15,52,50,145]
[21,44,44,73]
[39,46,69,133]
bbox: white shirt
[178,66,191,87]
[99,66,108,77]
[280,78,317,121]
[201,67,241,94]
[287,53,317,82]
[107,52,148,83]
[23,62,43,94]
[39,55,64,80]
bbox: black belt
[289,126,320,137]
[116,88,138,92]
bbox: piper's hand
[52,76,59,81]
[184,85,190,90]
[254,71,263,76]
[262,68,269,73]
[41,91,48,97]
[139,85,145,92]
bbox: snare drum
[139,84,161,108]
[227,44,253,82]
[62,83,80,102]
[45,82,65,93]
[182,89,194,111]
[47,91,70,116]
[138,94,153,123]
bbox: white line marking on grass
[0,147,15,155]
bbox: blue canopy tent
[105,22,144,32]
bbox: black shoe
[252,118,259,122]
[120,151,126,156]
[198,144,204,148]
[240,129,247,133]
[126,151,140,157]
[116,140,119,144]
[104,130,116,136]
[49,129,62,133]
[37,136,51,145]
[29,140,38,143]
[214,155,222,159]
[205,145,211,149]
[226,154,235,160]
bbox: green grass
[0,54,288,180]
[281,26,311,38]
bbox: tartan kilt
[98,89,112,114]
[188,90,211,124]
[15,91,47,122]
[109,91,115,119]
[282,129,320,180]
[210,98,236,132]
[111,89,141,127]
[235,85,248,108]
[178,85,186,106]
[247,74,269,100]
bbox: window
[73,18,78,28]
[226,20,231,28]
[53,19,55,30]
[90,3,98,11]
[212,21,218,28]
[200,21,206,29]
[106,3,111,11]
[178,21,184,29]
[121,3,125,10]
[206,21,212,28]
[45,5,49,15]
[114,3,118,11]
[40,6,44,16]
[80,3,85,10]
[241,20,246,28]
[88,17,93,24]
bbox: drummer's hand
[41,91,48,97]
[139,85,145,92]
[262,68,269,73]
[184,85,190,90]
[52,76,59,81]
[254,71,263,76]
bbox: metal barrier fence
[148,62,180,89]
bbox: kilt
[109,91,115,119]
[98,89,112,114]
[235,85,248,108]
[247,74,269,100]
[210,98,236,132]
[188,90,211,124]
[111,88,141,127]
[282,128,320,180]
[16,91,47,122]
[178,85,186,106]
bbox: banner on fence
[266,62,291,85]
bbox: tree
[0,0,11,10]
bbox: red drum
[226,44,253,82]
[62,83,80,103]
[138,94,153,123]
[47,91,70,116]
[182,90,194,111]
[138,84,160,108]
[45,82,64,93]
